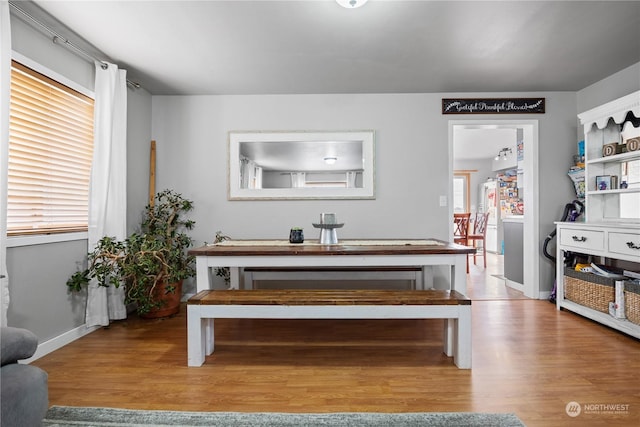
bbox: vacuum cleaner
[544,199,584,303]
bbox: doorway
[449,120,540,299]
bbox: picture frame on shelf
[595,175,611,191]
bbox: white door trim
[448,120,540,299]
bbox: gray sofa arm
[1,327,38,366]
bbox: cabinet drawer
[559,228,605,251]
[609,232,640,258]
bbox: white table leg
[196,257,212,293]
[187,306,206,367]
[243,270,254,290]
[421,266,434,290]
[452,254,467,296]
[229,267,240,289]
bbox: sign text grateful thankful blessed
[442,98,545,114]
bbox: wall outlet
[439,195,447,207]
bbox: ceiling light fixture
[336,0,369,9]
[494,148,512,161]
[324,156,338,165]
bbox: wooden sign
[603,142,624,157]
[626,137,640,152]
[442,98,545,114]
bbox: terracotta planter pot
[140,280,183,319]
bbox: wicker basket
[564,268,615,313]
[624,282,640,325]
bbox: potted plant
[67,189,196,318]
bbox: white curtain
[240,157,263,189]
[0,0,11,327]
[85,61,128,327]
[291,172,306,188]
[253,166,263,189]
[240,157,251,188]
[346,171,357,188]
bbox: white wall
[576,62,640,115]
[151,92,578,294]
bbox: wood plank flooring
[32,256,640,427]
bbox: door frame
[448,120,540,299]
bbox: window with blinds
[8,60,94,235]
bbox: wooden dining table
[188,239,475,296]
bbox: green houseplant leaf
[67,189,196,316]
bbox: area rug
[42,406,526,427]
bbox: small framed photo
[595,175,611,191]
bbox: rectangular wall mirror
[228,130,375,200]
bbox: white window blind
[8,60,94,235]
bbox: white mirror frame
[228,130,376,200]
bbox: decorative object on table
[595,175,611,191]
[66,190,195,318]
[312,213,344,245]
[289,227,304,244]
[621,180,629,189]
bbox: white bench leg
[188,306,208,367]
[454,306,472,369]
[443,318,454,357]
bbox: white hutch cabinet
[555,91,640,338]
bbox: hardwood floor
[467,252,529,300]
[33,261,640,427]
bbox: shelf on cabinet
[587,150,640,165]
[586,187,640,196]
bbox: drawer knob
[627,241,640,250]
[572,235,587,242]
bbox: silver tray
[312,223,344,229]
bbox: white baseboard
[538,290,551,300]
[505,279,524,292]
[25,323,100,364]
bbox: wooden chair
[467,212,490,268]
[453,213,471,272]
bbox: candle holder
[312,213,344,245]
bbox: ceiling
[453,128,517,161]
[23,0,640,96]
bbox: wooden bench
[242,266,426,289]
[187,289,471,369]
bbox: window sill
[6,232,88,248]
